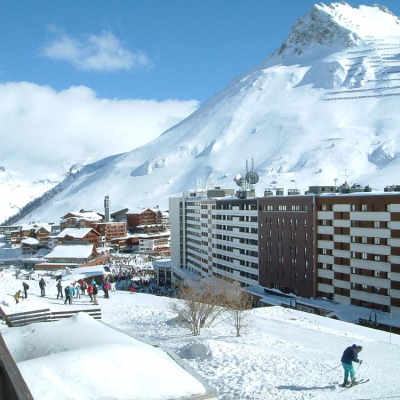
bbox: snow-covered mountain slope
[13,2,400,223]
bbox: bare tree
[226,282,253,337]
[170,277,231,336]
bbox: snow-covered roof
[2,313,208,400]
[35,225,52,233]
[45,245,94,259]
[21,238,39,245]
[57,228,97,239]
[64,211,102,221]
[139,231,170,239]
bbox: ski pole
[326,365,341,373]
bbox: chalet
[34,225,52,243]
[39,244,97,270]
[93,222,127,244]
[126,208,163,232]
[56,228,101,248]
[21,237,40,254]
[60,211,102,230]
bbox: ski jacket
[64,287,70,297]
[93,285,98,295]
[341,344,360,365]
[88,285,93,294]
[69,286,75,296]
[39,279,46,288]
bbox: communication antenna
[334,178,338,186]
[233,158,259,197]
[340,169,353,184]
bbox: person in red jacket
[130,283,136,294]
[104,280,110,299]
[87,283,93,302]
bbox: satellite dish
[246,171,259,185]
[234,173,244,187]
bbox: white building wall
[169,197,182,268]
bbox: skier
[64,286,72,305]
[56,280,63,299]
[22,282,29,299]
[87,283,93,302]
[15,290,21,304]
[69,284,75,304]
[93,283,99,305]
[104,280,110,299]
[75,282,81,299]
[341,344,363,386]
[39,278,46,297]
[110,274,116,292]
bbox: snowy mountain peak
[10,3,400,224]
[276,2,400,59]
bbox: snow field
[1,274,400,399]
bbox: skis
[340,379,369,390]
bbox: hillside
[1,273,400,399]
[12,2,400,224]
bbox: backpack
[25,283,29,289]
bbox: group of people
[56,279,100,305]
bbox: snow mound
[177,342,212,361]
[3,311,207,400]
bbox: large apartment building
[213,198,259,286]
[316,193,400,315]
[172,184,400,315]
[258,195,316,298]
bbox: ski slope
[1,273,399,399]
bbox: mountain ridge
[8,2,400,224]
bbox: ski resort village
[3,1,400,400]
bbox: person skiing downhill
[341,344,363,386]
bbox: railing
[51,309,101,322]
[1,307,102,327]
[0,331,34,399]
[7,309,51,327]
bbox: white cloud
[0,81,199,179]
[41,28,150,71]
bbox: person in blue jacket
[341,344,363,386]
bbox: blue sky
[2,0,400,103]
[2,0,400,187]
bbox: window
[374,255,380,261]
[351,236,355,243]
[362,237,367,244]
[374,237,380,245]
[374,221,380,228]
[374,271,381,278]
[322,205,327,211]
[322,220,327,226]
[351,205,356,211]
[351,252,356,258]
[361,253,368,260]
[361,204,367,211]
